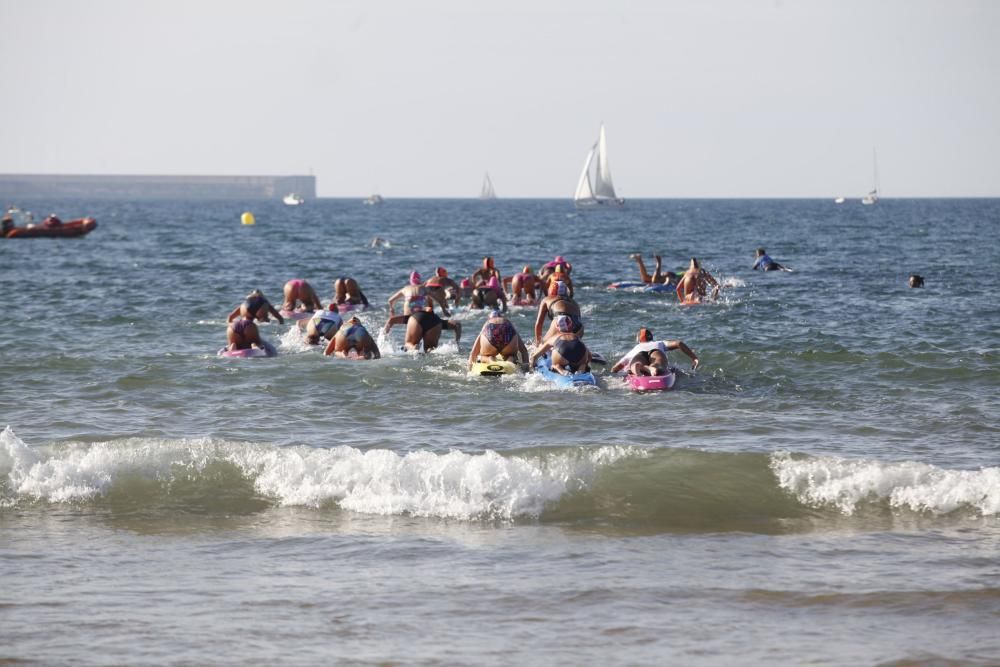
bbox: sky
[1,0,998,198]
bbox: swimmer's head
[756,248,766,257]
[908,274,925,288]
[555,315,574,333]
[436,267,448,277]
[637,328,653,342]
[689,257,701,270]
[483,256,494,269]
[348,315,361,324]
[409,271,422,285]
[522,265,533,275]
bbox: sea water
[1,198,998,665]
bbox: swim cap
[553,264,564,273]
[522,265,532,274]
[637,328,653,342]
[487,276,500,290]
[555,315,574,333]
[436,267,448,277]
[409,271,422,285]
[555,281,568,296]
[489,308,504,319]
[460,278,471,288]
[555,256,566,264]
[348,315,361,324]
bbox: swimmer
[908,274,924,288]
[324,316,380,359]
[227,289,285,324]
[467,309,530,370]
[629,253,680,286]
[533,280,583,345]
[282,278,323,312]
[504,265,541,306]
[539,255,572,283]
[752,248,791,272]
[470,276,509,311]
[227,314,267,352]
[425,267,461,308]
[304,305,343,345]
[387,271,451,316]
[529,315,592,375]
[383,306,462,353]
[610,328,699,376]
[333,277,370,306]
[676,258,720,304]
[539,262,575,298]
[470,256,502,288]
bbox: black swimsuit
[554,336,587,370]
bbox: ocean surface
[2,197,998,666]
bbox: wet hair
[908,274,924,288]
[690,258,701,269]
[756,248,766,256]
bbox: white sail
[480,172,496,200]
[574,124,624,207]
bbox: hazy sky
[2,0,998,197]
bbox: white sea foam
[770,451,1000,516]
[1,426,642,519]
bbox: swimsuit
[230,318,255,349]
[550,303,583,333]
[244,296,266,315]
[411,310,445,332]
[341,324,366,346]
[753,255,777,271]
[553,336,587,371]
[312,310,343,337]
[289,279,305,289]
[483,319,515,349]
[405,289,427,312]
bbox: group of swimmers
[222,251,704,380]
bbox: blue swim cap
[489,308,504,319]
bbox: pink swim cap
[555,256,566,264]
[409,271,422,285]
[460,278,471,288]
[487,276,500,290]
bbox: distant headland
[0,174,316,200]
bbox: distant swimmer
[470,256,502,288]
[629,253,680,286]
[369,237,391,249]
[908,274,925,288]
[676,257,720,304]
[505,265,541,306]
[387,271,451,317]
[324,316,381,359]
[533,280,583,345]
[333,276,370,307]
[424,267,461,308]
[227,289,285,324]
[282,278,324,312]
[530,315,592,375]
[470,276,509,311]
[304,305,343,345]
[467,309,530,370]
[383,306,462,353]
[227,313,271,353]
[752,248,792,272]
[610,328,699,376]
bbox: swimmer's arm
[323,336,336,356]
[529,341,553,368]
[533,302,548,344]
[226,306,240,323]
[667,340,699,369]
[386,289,404,314]
[467,337,482,369]
[431,291,451,317]
[268,304,285,324]
[358,290,370,306]
[366,335,381,359]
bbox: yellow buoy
[241,211,256,226]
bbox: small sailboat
[282,193,304,206]
[861,149,880,205]
[834,196,845,204]
[363,194,384,206]
[479,172,497,200]
[574,124,624,208]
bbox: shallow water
[1,197,998,665]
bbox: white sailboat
[574,124,624,207]
[861,148,880,205]
[282,193,304,206]
[480,172,497,200]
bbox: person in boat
[466,309,530,371]
[610,328,700,376]
[530,315,592,375]
[42,214,62,228]
[908,274,925,288]
[383,305,462,353]
[1,213,13,235]
[387,271,452,317]
[425,267,461,308]
[470,275,509,311]
[304,305,343,345]
[629,254,680,286]
[282,278,324,313]
[676,258,721,303]
[333,277,370,307]
[752,248,790,272]
[533,280,583,345]
[324,316,381,359]
[504,265,541,306]
[227,289,285,324]
[470,256,502,288]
